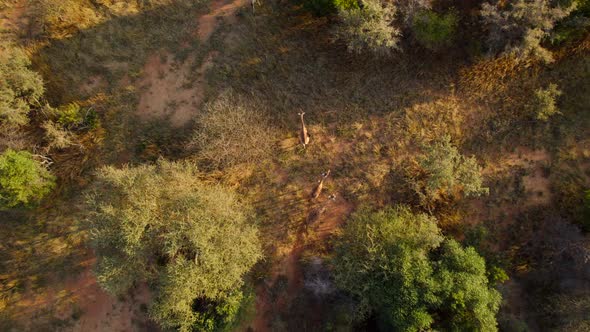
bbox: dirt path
[136,0,247,126]
[250,188,354,332]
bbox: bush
[480,0,576,63]
[412,10,458,50]
[334,0,401,55]
[86,159,262,331]
[188,92,276,169]
[0,149,55,209]
[56,103,84,128]
[396,0,432,25]
[417,135,488,203]
[45,102,99,130]
[304,0,358,16]
[42,120,74,150]
[532,83,562,121]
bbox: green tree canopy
[333,206,501,331]
[86,159,262,331]
[0,149,55,209]
[0,45,44,130]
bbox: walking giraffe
[298,112,310,148]
[311,170,330,200]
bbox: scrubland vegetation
[0,0,589,331]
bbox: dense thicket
[86,159,262,331]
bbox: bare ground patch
[136,0,248,126]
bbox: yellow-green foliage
[0,149,55,209]
[334,0,400,55]
[532,83,562,121]
[86,159,262,331]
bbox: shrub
[334,0,401,55]
[56,102,84,128]
[480,0,576,63]
[42,120,74,150]
[0,149,55,209]
[412,10,458,50]
[417,135,488,203]
[86,159,262,331]
[44,102,99,131]
[334,0,359,10]
[304,0,358,16]
[532,83,562,121]
[396,0,432,25]
[187,92,276,169]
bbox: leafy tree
[334,0,401,55]
[333,206,443,331]
[532,83,562,121]
[480,0,576,62]
[433,240,502,331]
[333,206,502,331]
[412,10,458,50]
[0,45,44,131]
[86,159,262,331]
[418,135,488,202]
[0,149,55,209]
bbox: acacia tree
[333,206,501,331]
[86,159,262,331]
[0,149,55,209]
[417,135,488,203]
[0,45,44,131]
[334,0,401,55]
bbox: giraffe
[310,170,330,200]
[298,112,310,148]
[305,194,336,230]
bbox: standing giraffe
[298,112,310,148]
[311,170,331,200]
